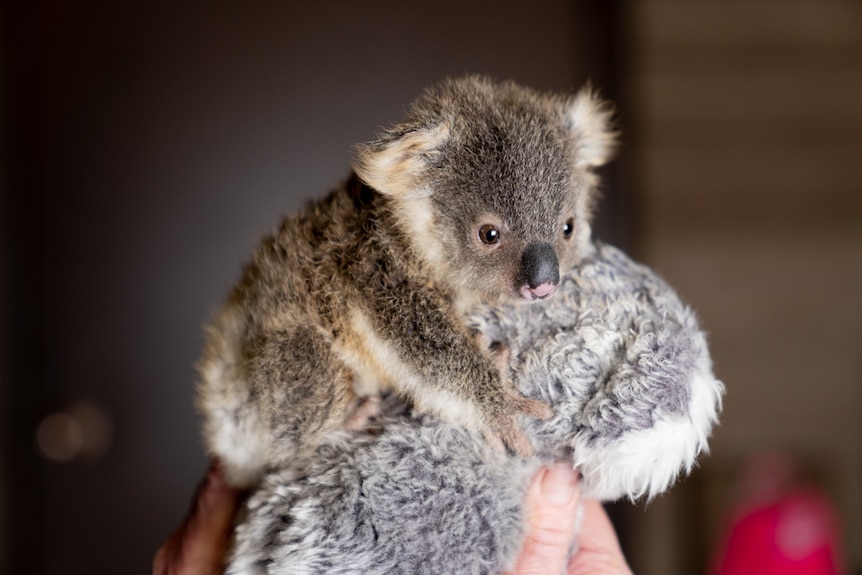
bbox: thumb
[506,463,581,575]
[153,461,243,575]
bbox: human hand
[506,463,633,575]
[153,461,244,575]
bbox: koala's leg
[368,295,552,457]
[245,326,355,471]
[444,339,552,457]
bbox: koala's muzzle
[518,242,559,301]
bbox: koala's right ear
[568,87,618,169]
[352,122,450,198]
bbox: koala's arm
[359,286,552,456]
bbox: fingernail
[205,459,227,489]
[540,463,579,507]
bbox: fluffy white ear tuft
[568,87,618,169]
[353,122,450,198]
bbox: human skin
[504,463,633,575]
[153,462,242,575]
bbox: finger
[577,499,621,550]
[153,461,243,575]
[566,499,633,575]
[181,462,243,570]
[505,463,580,575]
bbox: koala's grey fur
[225,242,725,575]
[197,76,617,487]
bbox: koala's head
[353,76,617,303]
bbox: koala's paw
[474,331,552,456]
[474,332,511,376]
[342,395,382,431]
[482,394,553,458]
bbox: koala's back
[197,178,415,486]
[235,179,380,331]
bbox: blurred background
[1,1,859,573]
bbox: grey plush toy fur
[225,241,724,575]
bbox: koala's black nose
[518,242,559,300]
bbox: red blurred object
[709,453,846,575]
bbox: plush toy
[224,241,724,575]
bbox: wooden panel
[645,229,862,339]
[626,1,862,571]
[633,1,862,49]
[639,70,862,128]
[642,144,862,196]
[637,145,862,231]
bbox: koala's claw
[483,395,554,457]
[514,396,554,420]
[483,416,536,458]
[481,429,507,453]
[342,395,382,431]
[474,332,511,376]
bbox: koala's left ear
[352,122,450,198]
[567,87,618,169]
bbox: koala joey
[197,76,617,487]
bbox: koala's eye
[478,224,500,245]
[563,218,575,239]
